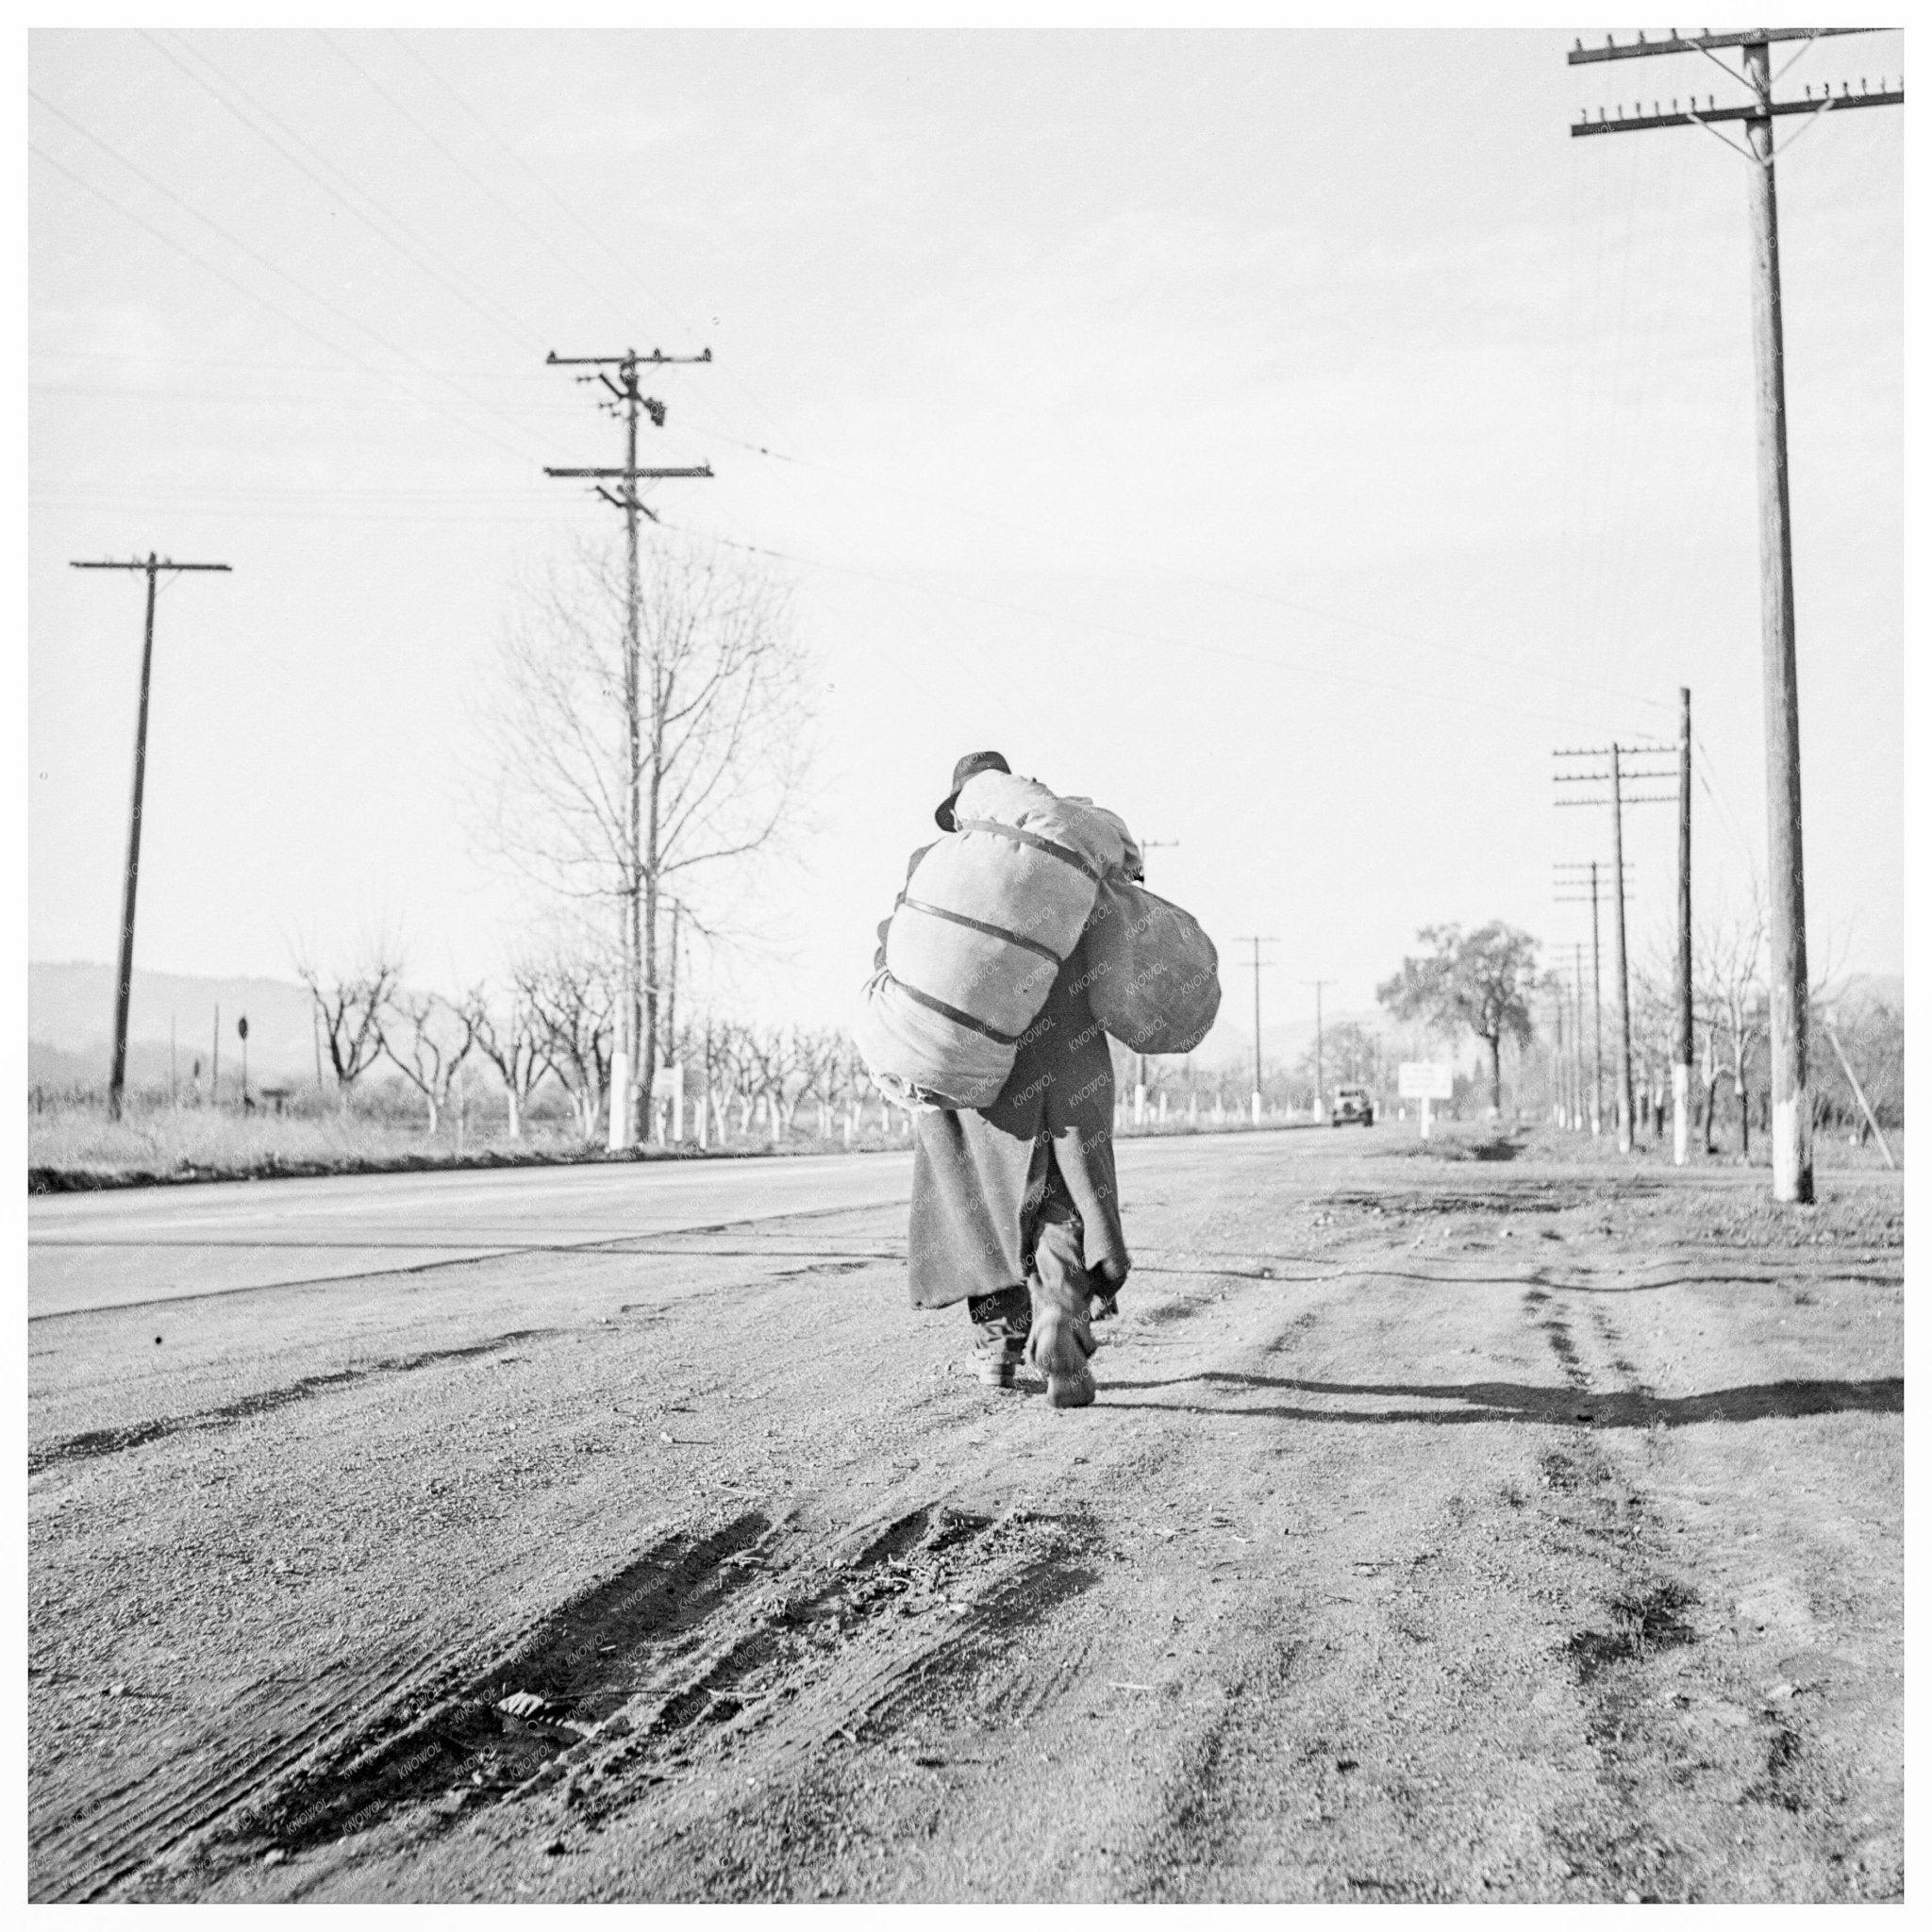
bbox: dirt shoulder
[26,1131,1903,1902]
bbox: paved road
[26,1153,920,1317]
[26,1129,1360,1318]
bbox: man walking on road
[878,752,1131,1407]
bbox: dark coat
[878,844,1129,1309]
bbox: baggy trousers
[964,1163,1095,1339]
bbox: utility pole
[1572,941,1588,1134]
[1557,740,1676,1150]
[71,553,231,1122]
[1568,32,1902,1197]
[1236,937,1276,1126]
[1589,874,1601,1136]
[1674,689,1693,1164]
[544,345,712,1147]
[1608,746,1636,1151]
[1550,977,1566,1125]
[1134,839,1178,1123]
[1555,851,1642,1137]
[1300,979,1333,1120]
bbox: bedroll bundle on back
[854,771,1134,1109]
[1079,876,1222,1056]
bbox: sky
[27,25,1904,1047]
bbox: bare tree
[521,948,619,1143]
[835,1037,870,1144]
[467,981,549,1140]
[691,1016,736,1146]
[1816,989,1903,1143]
[381,992,478,1137]
[742,1025,796,1141]
[1698,888,1768,1157]
[1628,961,1677,1138]
[793,1028,846,1140]
[710,1023,759,1141]
[296,944,403,1115]
[476,534,814,1141]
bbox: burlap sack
[1080,876,1222,1056]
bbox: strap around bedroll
[892,976,1024,1047]
[952,817,1107,885]
[899,894,1064,965]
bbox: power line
[709,435,1674,717]
[388,29,787,458]
[354,31,661,346]
[389,30,680,338]
[315,28,639,343]
[28,142,547,472]
[672,524,1648,736]
[28,90,557,462]
[140,31,543,359]
[248,30,1636,726]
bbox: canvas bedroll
[855,771,1134,1109]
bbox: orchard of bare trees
[291,936,908,1152]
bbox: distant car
[1330,1084,1374,1127]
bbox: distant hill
[1832,973,1904,1012]
[29,962,322,1088]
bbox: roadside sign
[1398,1061,1454,1100]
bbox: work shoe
[1025,1272,1097,1409]
[975,1333,1029,1391]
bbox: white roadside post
[1399,1061,1455,1144]
[607,1051,633,1150]
[650,1064,683,1144]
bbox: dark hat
[935,750,1010,830]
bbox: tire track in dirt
[1512,1276,1841,1903]
[29,1329,554,1474]
[32,1633,472,1903]
[147,1492,1107,1900]
[164,1511,777,1891]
